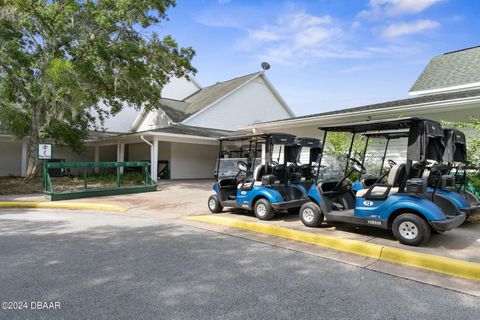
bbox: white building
[242,46,480,152]
[0,71,294,180]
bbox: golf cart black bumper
[460,205,480,217]
[429,212,466,232]
[271,198,309,211]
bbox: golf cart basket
[443,128,467,164]
[443,128,477,191]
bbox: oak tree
[0,0,196,177]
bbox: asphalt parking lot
[0,209,479,320]
[2,180,479,263]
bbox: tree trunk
[24,104,40,180]
[24,135,39,180]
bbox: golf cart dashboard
[319,180,351,195]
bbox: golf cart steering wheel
[233,161,249,183]
[349,158,366,174]
[236,161,248,172]
[387,159,397,168]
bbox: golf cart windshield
[320,117,444,163]
[217,158,261,178]
[318,154,348,182]
[362,131,409,176]
[216,132,297,180]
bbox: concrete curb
[186,215,480,281]
[0,201,128,212]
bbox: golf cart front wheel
[299,202,324,227]
[254,199,275,220]
[392,213,430,246]
[208,195,223,213]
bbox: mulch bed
[0,177,143,195]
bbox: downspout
[141,135,153,148]
[141,135,154,179]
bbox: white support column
[151,138,158,182]
[21,140,28,177]
[117,142,125,174]
[94,146,100,174]
[261,143,266,165]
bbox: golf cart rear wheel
[254,198,275,220]
[208,195,223,214]
[392,213,430,246]
[299,202,324,227]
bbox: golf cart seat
[356,164,406,198]
[254,164,266,181]
[360,176,381,188]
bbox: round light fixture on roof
[261,62,270,71]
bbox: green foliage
[324,132,367,159]
[0,0,196,174]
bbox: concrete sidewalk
[0,180,213,217]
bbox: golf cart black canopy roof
[443,128,467,163]
[362,131,409,139]
[296,137,322,148]
[219,132,297,145]
[319,117,443,136]
[320,117,445,162]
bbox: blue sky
[155,0,480,116]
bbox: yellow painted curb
[186,215,480,281]
[0,202,128,212]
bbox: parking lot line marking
[0,201,128,212]
[186,215,480,281]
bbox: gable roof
[181,72,260,116]
[244,88,480,128]
[409,46,480,95]
[158,98,190,123]
[139,124,236,138]
[132,72,261,131]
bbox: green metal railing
[43,161,157,201]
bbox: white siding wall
[128,141,171,162]
[102,104,141,133]
[136,109,172,132]
[161,76,200,100]
[184,77,292,130]
[0,141,22,176]
[170,142,218,179]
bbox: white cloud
[382,19,439,38]
[359,0,443,18]
[235,12,351,64]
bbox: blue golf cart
[358,126,480,218]
[299,117,466,246]
[208,132,310,220]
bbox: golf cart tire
[208,195,223,214]
[392,213,430,246]
[254,198,275,220]
[299,202,324,227]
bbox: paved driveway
[0,210,478,320]
[2,180,479,262]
